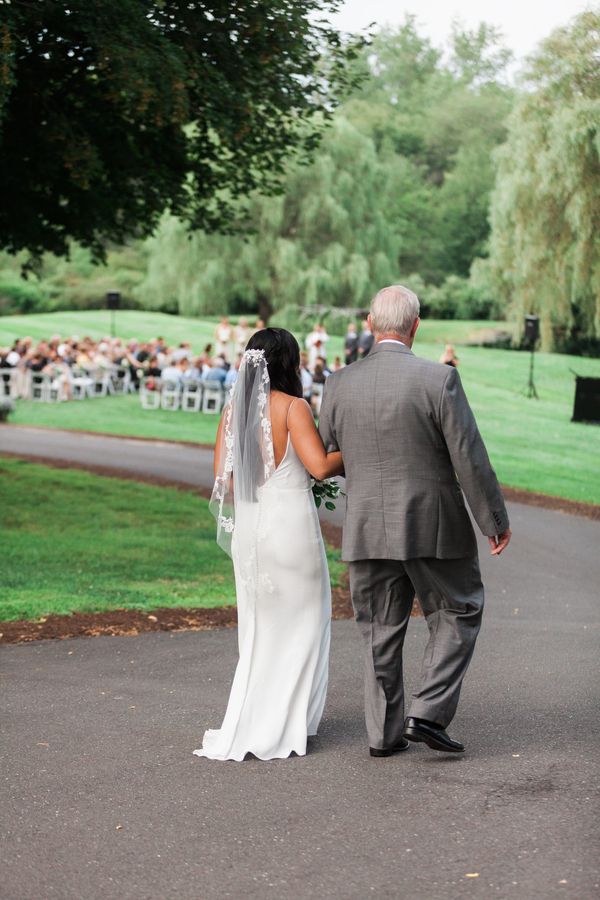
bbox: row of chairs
[140,378,226,414]
[0,366,133,402]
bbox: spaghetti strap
[286,397,298,429]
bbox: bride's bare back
[214,390,342,481]
[270,390,342,478]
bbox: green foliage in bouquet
[311,478,345,511]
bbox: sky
[330,0,591,64]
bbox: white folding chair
[0,370,16,398]
[202,382,224,414]
[91,369,111,398]
[182,380,202,412]
[160,379,181,411]
[48,376,67,402]
[110,366,131,395]
[30,373,50,401]
[140,377,162,409]
[71,367,94,400]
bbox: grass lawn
[11,392,220,444]
[0,458,344,622]
[4,310,600,504]
[0,308,508,349]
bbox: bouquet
[311,478,345,511]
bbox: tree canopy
[487,10,600,351]
[134,20,514,318]
[0,0,362,262]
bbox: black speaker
[572,377,600,424]
[106,291,121,310]
[524,315,539,343]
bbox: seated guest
[344,323,359,365]
[315,355,331,377]
[179,358,195,381]
[5,343,22,367]
[312,361,327,386]
[44,354,72,400]
[28,353,47,373]
[76,346,94,370]
[203,357,227,385]
[300,351,313,401]
[188,355,208,380]
[225,355,242,388]
[160,360,183,384]
[171,342,192,363]
[310,362,327,416]
[144,355,163,378]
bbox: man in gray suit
[318,285,511,756]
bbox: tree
[487,11,600,351]
[342,21,513,281]
[134,114,432,318]
[0,1,362,262]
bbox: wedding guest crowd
[0,327,261,399]
[1,316,373,411]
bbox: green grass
[437,346,600,505]
[11,393,220,444]
[4,310,600,504]
[0,458,344,622]
[0,309,220,347]
[0,308,507,349]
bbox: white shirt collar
[378,339,405,346]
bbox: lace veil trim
[209,348,275,557]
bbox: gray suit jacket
[318,341,509,562]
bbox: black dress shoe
[403,717,465,753]
[369,739,410,757]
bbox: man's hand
[488,528,512,556]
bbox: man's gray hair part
[370,285,420,336]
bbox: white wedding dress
[193,375,331,761]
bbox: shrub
[270,305,310,334]
[321,308,360,336]
[424,274,500,321]
[0,273,50,315]
[0,398,15,422]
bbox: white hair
[370,284,420,336]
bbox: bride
[193,328,343,761]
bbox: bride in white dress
[193,328,343,761]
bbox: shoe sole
[403,728,465,753]
[369,744,410,757]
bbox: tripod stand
[525,343,539,399]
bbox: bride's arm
[213,412,225,478]
[288,398,344,480]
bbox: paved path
[1,425,599,897]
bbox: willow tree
[488,11,600,351]
[136,21,515,318]
[136,115,431,318]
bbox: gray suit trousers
[348,555,484,749]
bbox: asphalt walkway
[1,426,599,898]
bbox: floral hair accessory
[243,348,266,366]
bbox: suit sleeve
[439,367,509,537]
[318,376,339,452]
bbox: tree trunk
[257,294,273,324]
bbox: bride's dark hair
[245,327,303,398]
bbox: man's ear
[367,313,373,332]
[410,317,420,339]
